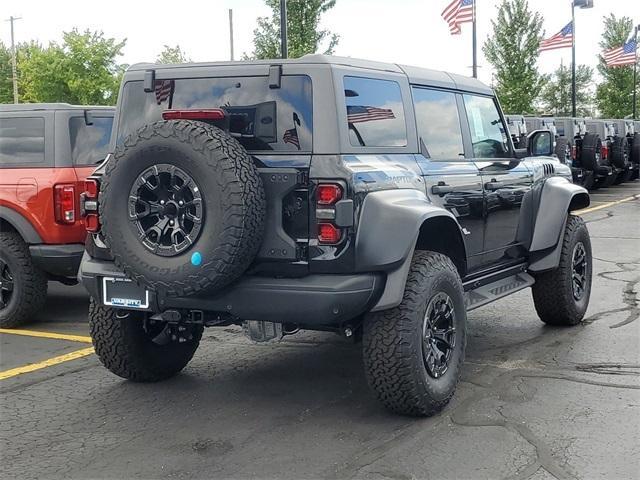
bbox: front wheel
[363,251,466,416]
[531,215,592,326]
[89,299,203,382]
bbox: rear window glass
[0,117,45,166]
[117,75,312,152]
[343,76,407,147]
[412,87,464,160]
[69,116,113,165]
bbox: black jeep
[79,56,591,416]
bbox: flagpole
[571,1,576,117]
[634,25,638,119]
[472,0,478,78]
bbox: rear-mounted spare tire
[100,120,265,297]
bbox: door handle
[485,180,504,190]
[431,182,454,196]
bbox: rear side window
[462,95,510,159]
[343,76,406,147]
[412,87,464,160]
[0,117,45,166]
[117,75,312,152]
[69,116,113,166]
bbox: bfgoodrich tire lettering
[363,251,466,416]
[99,120,265,297]
[88,299,203,382]
[531,215,592,326]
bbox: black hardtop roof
[0,103,114,113]
[128,54,493,95]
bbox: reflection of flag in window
[283,127,300,149]
[347,106,395,124]
[155,80,174,105]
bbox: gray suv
[79,56,591,416]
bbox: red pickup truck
[0,103,114,327]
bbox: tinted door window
[69,116,113,166]
[343,76,406,147]
[0,117,46,166]
[412,87,464,159]
[463,95,510,158]
[117,75,312,152]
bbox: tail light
[54,184,76,224]
[81,179,101,233]
[572,145,577,160]
[316,183,344,245]
[162,109,226,121]
[601,145,609,159]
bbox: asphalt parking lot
[1,182,639,480]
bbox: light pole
[280,0,288,59]
[5,15,21,104]
[571,0,593,117]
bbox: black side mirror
[527,130,554,157]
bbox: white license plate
[102,277,149,309]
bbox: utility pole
[6,15,21,104]
[228,9,234,61]
[280,0,288,59]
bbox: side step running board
[465,272,534,311]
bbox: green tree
[246,0,339,59]
[540,63,594,116]
[483,0,546,114]
[595,14,637,118]
[18,29,125,105]
[0,42,14,103]
[156,44,191,64]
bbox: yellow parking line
[575,195,639,215]
[0,347,95,380]
[0,328,92,344]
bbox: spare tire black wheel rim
[128,164,204,257]
[572,242,588,301]
[0,258,14,310]
[422,291,456,379]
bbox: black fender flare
[354,189,466,311]
[528,177,589,272]
[0,206,43,244]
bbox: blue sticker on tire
[191,252,202,266]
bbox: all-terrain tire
[610,136,629,169]
[363,251,466,416]
[630,133,640,166]
[554,137,572,164]
[89,299,203,382]
[100,120,265,297]
[614,168,633,185]
[0,232,47,328]
[579,133,602,171]
[531,215,591,326]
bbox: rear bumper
[30,243,85,278]
[79,253,385,327]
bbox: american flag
[539,22,574,52]
[282,127,300,149]
[155,80,174,105]
[603,40,637,67]
[347,106,395,124]
[441,0,474,35]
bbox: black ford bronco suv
[79,56,591,416]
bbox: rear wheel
[363,251,466,416]
[89,299,203,382]
[579,133,601,171]
[531,215,591,326]
[0,233,47,328]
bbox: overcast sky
[1,0,638,85]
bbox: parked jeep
[0,103,114,327]
[505,115,528,149]
[524,117,593,189]
[585,119,629,186]
[79,56,591,416]
[623,119,639,181]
